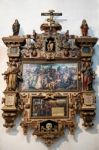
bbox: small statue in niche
[12,19,20,36]
[47,40,55,52]
[2,62,21,91]
[81,61,93,90]
[80,19,89,36]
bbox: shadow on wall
[19,26,25,36]
[5,114,22,136]
[90,44,99,134]
[88,27,95,37]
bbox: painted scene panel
[31,98,68,117]
[22,63,78,90]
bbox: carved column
[2,36,25,128]
[75,37,97,127]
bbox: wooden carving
[2,10,98,146]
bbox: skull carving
[46,123,52,131]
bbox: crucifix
[41,10,62,18]
[41,10,62,32]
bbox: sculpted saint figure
[80,19,89,36]
[12,19,20,35]
[82,62,93,90]
[3,62,21,90]
[47,40,54,52]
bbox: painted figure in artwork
[22,63,77,91]
[12,19,20,36]
[82,62,93,90]
[80,19,89,36]
[35,74,43,89]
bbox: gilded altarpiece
[2,10,97,146]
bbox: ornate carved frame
[2,10,98,146]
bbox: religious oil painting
[22,63,78,91]
[31,98,68,118]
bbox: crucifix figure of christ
[41,10,62,31]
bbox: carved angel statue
[80,19,89,36]
[12,19,20,35]
[2,62,21,91]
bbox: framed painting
[21,62,78,91]
[31,97,68,118]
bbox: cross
[41,10,62,20]
[41,10,62,32]
[41,10,62,17]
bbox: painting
[31,98,68,118]
[22,63,78,91]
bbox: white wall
[0,0,99,150]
